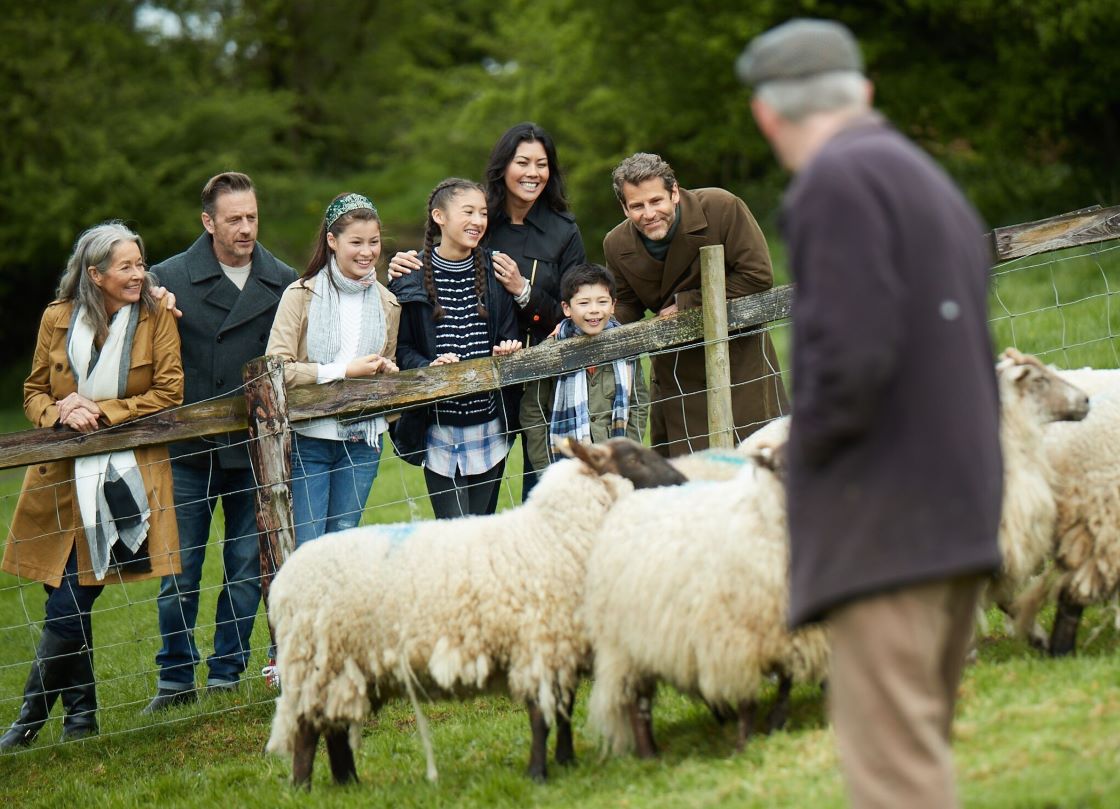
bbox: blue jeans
[290,433,381,547]
[155,459,261,690]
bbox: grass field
[0,240,1119,807]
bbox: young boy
[520,263,649,474]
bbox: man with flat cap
[739,18,1002,809]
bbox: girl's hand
[492,252,527,296]
[388,250,422,280]
[430,353,460,366]
[56,392,101,422]
[345,354,397,378]
[492,339,523,357]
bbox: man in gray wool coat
[739,19,1003,809]
[143,172,297,712]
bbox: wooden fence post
[242,356,296,617]
[700,244,735,449]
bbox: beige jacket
[267,276,400,386]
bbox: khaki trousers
[828,575,983,809]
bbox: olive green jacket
[520,351,649,473]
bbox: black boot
[60,643,98,742]
[0,629,81,751]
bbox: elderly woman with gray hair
[0,222,184,750]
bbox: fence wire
[1,235,1118,751]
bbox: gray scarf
[305,257,388,443]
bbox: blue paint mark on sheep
[376,523,416,550]
[698,451,749,466]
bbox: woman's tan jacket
[3,300,184,587]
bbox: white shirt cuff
[317,361,347,383]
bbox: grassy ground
[0,240,1119,806]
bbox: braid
[472,246,489,320]
[422,216,444,321]
[425,176,487,323]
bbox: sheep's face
[998,348,1090,424]
[558,437,687,489]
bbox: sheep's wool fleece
[265,458,633,756]
[1046,378,1120,604]
[582,461,828,755]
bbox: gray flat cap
[736,18,863,85]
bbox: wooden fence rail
[0,201,1117,473]
[0,285,793,472]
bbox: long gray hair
[56,221,155,343]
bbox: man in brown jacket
[602,153,788,457]
[740,18,1003,809]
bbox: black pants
[424,460,506,520]
[44,551,103,644]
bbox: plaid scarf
[548,317,633,454]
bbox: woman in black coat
[390,123,587,497]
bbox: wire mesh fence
[0,208,1118,753]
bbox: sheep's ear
[560,439,611,473]
[1006,362,1032,383]
[748,443,787,477]
[1001,346,1026,363]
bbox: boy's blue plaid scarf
[548,317,634,458]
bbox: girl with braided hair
[389,178,522,518]
[388,124,586,501]
[267,193,401,547]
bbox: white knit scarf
[305,258,388,444]
[68,303,150,581]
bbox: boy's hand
[430,353,460,366]
[388,250,422,280]
[492,339,523,357]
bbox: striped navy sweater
[431,250,497,426]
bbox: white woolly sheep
[675,355,1087,648]
[1028,366,1120,654]
[987,349,1089,638]
[264,438,685,788]
[581,444,829,758]
[668,416,791,483]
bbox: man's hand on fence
[430,353,460,366]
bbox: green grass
[1,240,1120,806]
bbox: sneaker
[141,688,198,715]
[261,659,280,690]
[204,680,239,695]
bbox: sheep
[578,349,1089,760]
[1027,367,1120,655]
[581,443,830,758]
[264,437,686,788]
[668,416,791,482]
[985,349,1089,640]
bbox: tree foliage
[1,0,1118,374]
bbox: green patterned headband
[325,193,377,230]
